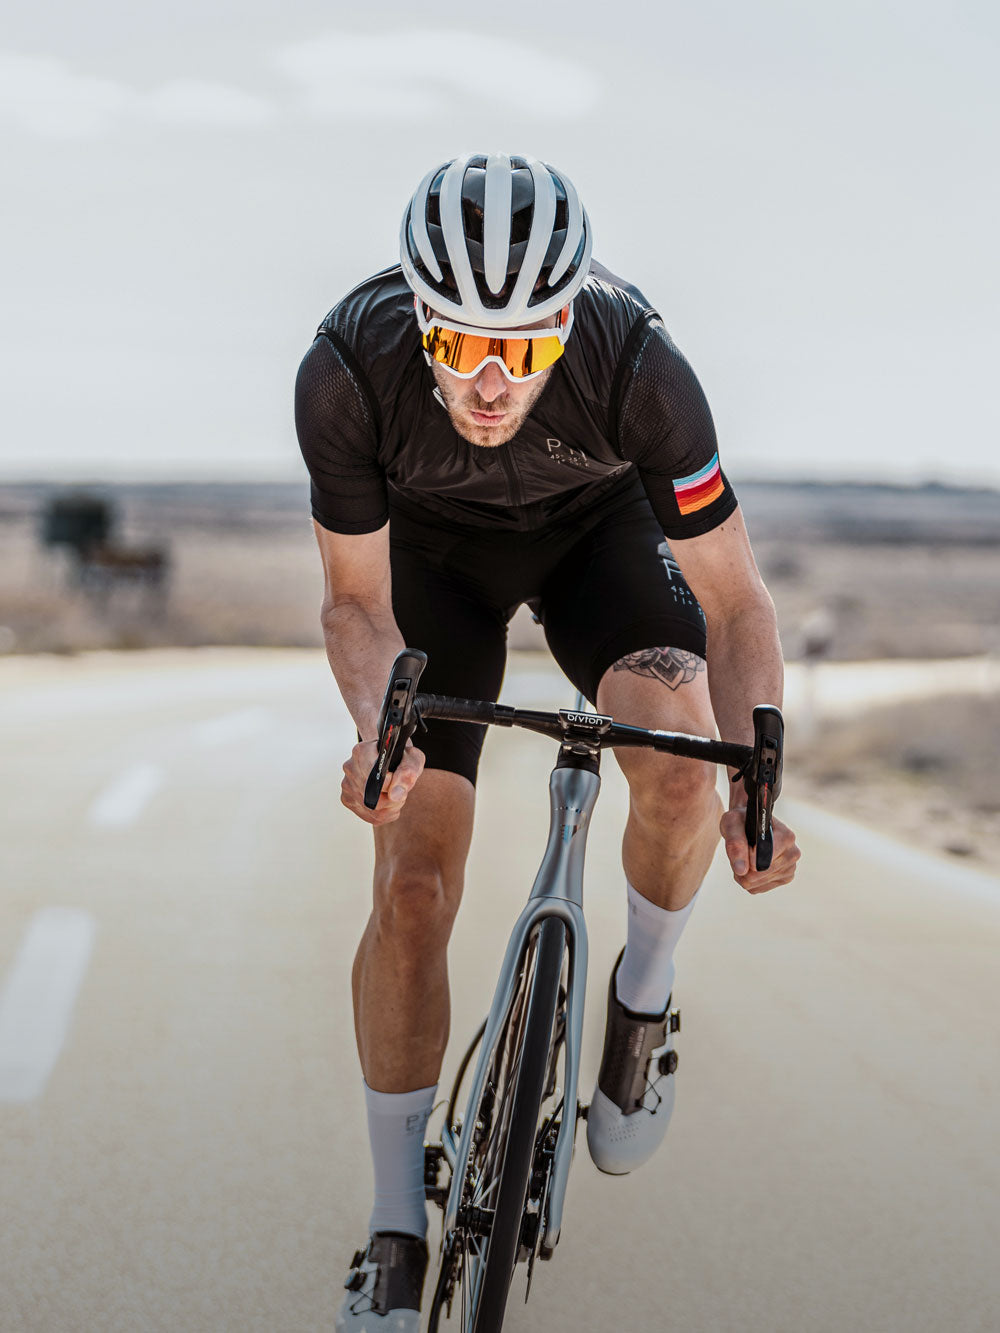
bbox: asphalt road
[1,649,998,1333]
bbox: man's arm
[315,519,402,738]
[671,506,800,891]
[670,506,782,748]
[313,519,424,824]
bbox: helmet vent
[510,203,534,246]
[462,198,485,245]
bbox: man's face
[428,309,563,449]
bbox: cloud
[275,30,601,121]
[0,52,131,139]
[0,52,272,138]
[0,31,599,141]
[144,80,272,127]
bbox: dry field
[0,483,322,656]
[790,692,1000,872]
[2,479,999,869]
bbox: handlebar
[364,649,784,871]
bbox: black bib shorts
[389,472,708,786]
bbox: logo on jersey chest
[546,438,589,469]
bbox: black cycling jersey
[295,261,738,540]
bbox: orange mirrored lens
[421,326,565,378]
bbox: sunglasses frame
[415,300,574,382]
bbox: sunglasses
[416,300,573,382]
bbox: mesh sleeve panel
[615,318,738,539]
[294,332,388,534]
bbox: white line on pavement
[88,762,164,827]
[0,908,97,1103]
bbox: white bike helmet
[400,153,593,330]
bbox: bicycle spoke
[473,1174,499,1207]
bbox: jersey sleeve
[614,317,738,539]
[294,331,388,534]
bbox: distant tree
[39,489,170,610]
[39,491,116,558]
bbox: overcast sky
[2,1,998,486]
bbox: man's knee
[372,858,462,950]
[620,750,721,830]
[368,767,474,952]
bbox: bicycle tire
[466,916,565,1332]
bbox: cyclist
[296,153,801,1329]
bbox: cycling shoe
[335,1231,428,1332]
[586,952,681,1176]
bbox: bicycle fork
[440,763,599,1255]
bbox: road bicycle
[364,649,783,1332]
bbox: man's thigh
[538,485,707,706]
[389,517,509,788]
[595,646,714,736]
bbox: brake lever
[363,649,428,810]
[742,705,784,872]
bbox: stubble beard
[431,365,553,449]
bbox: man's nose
[473,362,508,403]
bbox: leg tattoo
[612,647,705,691]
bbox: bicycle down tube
[440,761,597,1253]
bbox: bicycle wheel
[457,916,565,1333]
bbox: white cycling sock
[364,1080,437,1239]
[614,881,699,1016]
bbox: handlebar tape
[416,696,511,725]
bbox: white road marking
[88,762,164,827]
[192,706,272,747]
[0,908,97,1103]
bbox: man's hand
[720,807,800,894]
[341,738,425,826]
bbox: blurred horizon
[3,467,1000,495]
